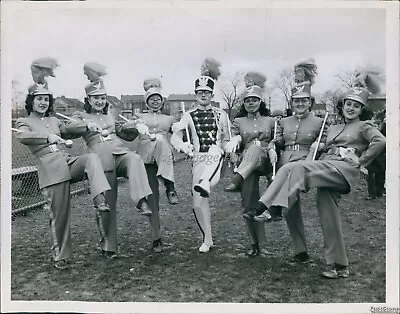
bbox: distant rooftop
[167,94,197,101]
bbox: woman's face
[89,94,107,112]
[32,94,50,115]
[343,99,363,121]
[244,97,261,114]
[291,97,311,115]
[147,94,163,111]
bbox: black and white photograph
[1,1,399,313]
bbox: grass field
[11,160,386,303]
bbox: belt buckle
[49,144,58,152]
[100,135,111,142]
[253,139,261,146]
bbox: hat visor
[146,92,163,102]
[344,95,366,106]
[195,86,213,92]
[244,93,262,100]
[87,89,107,96]
[292,92,310,99]
[32,90,52,96]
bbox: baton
[55,112,73,121]
[226,117,233,169]
[181,103,192,146]
[13,127,72,147]
[312,112,329,161]
[118,114,129,122]
[271,120,278,180]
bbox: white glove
[136,123,150,135]
[47,133,65,145]
[171,121,187,133]
[360,166,368,175]
[155,133,163,141]
[225,137,240,154]
[122,120,137,130]
[177,142,194,156]
[339,147,360,167]
[310,141,325,153]
[86,121,102,133]
[268,148,278,164]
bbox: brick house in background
[53,96,85,116]
[366,94,386,112]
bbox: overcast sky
[9,4,386,110]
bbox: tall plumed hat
[343,67,382,107]
[294,58,318,85]
[195,58,221,92]
[84,62,107,96]
[28,57,59,95]
[143,78,163,104]
[243,72,266,100]
[292,58,318,99]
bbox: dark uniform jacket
[276,112,327,166]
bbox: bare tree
[335,70,359,90]
[318,89,342,112]
[272,68,295,109]
[335,66,385,92]
[219,72,246,119]
[12,79,25,118]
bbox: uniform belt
[327,146,360,157]
[285,144,310,151]
[87,135,112,146]
[35,145,60,158]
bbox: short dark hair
[84,97,109,114]
[336,99,373,121]
[24,94,55,116]
[235,100,271,118]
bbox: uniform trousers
[145,163,162,241]
[259,160,354,266]
[98,152,154,253]
[236,145,268,180]
[241,172,267,246]
[136,137,175,183]
[192,145,224,247]
[42,153,111,262]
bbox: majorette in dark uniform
[223,72,277,257]
[67,63,157,256]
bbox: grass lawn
[11,160,386,303]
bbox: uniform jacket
[132,111,175,160]
[321,120,386,190]
[16,115,80,189]
[276,112,327,165]
[171,104,230,153]
[68,111,138,171]
[231,113,276,153]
